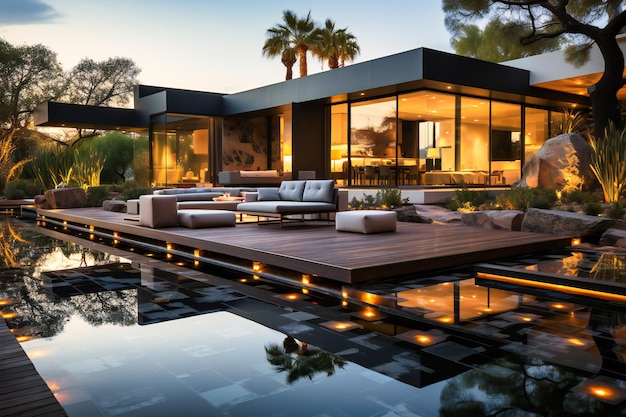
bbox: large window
[150,114,212,188]
[398,91,456,185]
[327,90,570,187]
[350,98,397,185]
[330,104,348,184]
[491,101,521,185]
[525,107,550,162]
[459,97,490,173]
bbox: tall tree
[263,10,318,78]
[65,57,140,144]
[442,0,626,138]
[67,57,140,107]
[312,19,360,69]
[451,20,562,62]
[0,39,66,131]
[0,38,65,191]
[262,33,297,80]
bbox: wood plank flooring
[37,207,573,284]
[0,319,67,417]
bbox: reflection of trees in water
[265,336,347,384]
[439,355,608,416]
[0,217,136,338]
[351,116,396,157]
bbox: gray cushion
[175,192,223,201]
[177,209,236,228]
[257,187,280,201]
[237,201,336,213]
[278,181,306,201]
[302,180,334,203]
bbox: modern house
[34,38,626,189]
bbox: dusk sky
[0,0,453,94]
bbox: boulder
[461,210,525,231]
[414,204,463,223]
[599,228,626,247]
[521,208,613,240]
[102,199,127,212]
[394,206,433,223]
[516,133,595,191]
[43,187,88,209]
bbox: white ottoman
[336,210,397,234]
[178,209,236,228]
[127,199,140,215]
[139,195,178,228]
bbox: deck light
[320,320,361,332]
[252,261,263,272]
[301,274,310,285]
[571,237,582,246]
[572,379,626,405]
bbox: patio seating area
[36,206,572,284]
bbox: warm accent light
[1,312,18,319]
[252,261,263,272]
[0,299,13,306]
[568,338,586,346]
[571,237,582,246]
[301,274,310,285]
[341,300,348,307]
[476,272,626,303]
[320,320,361,332]
[302,288,309,294]
[16,335,31,343]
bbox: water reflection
[265,336,347,384]
[0,218,134,339]
[438,355,612,416]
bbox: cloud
[0,0,60,26]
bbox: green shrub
[496,187,557,210]
[376,188,408,208]
[86,185,110,207]
[590,121,626,203]
[4,179,41,199]
[584,202,603,216]
[121,186,150,200]
[448,187,490,211]
[606,202,626,219]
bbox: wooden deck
[0,319,67,417]
[37,207,573,284]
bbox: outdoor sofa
[236,179,343,226]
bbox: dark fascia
[34,101,143,131]
[134,85,225,117]
[222,48,536,115]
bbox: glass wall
[349,98,397,186]
[457,97,489,184]
[525,107,550,162]
[398,91,456,185]
[329,89,563,187]
[330,104,349,184]
[150,114,212,188]
[490,101,521,185]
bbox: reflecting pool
[2,216,626,416]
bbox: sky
[0,0,453,94]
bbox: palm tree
[312,19,360,69]
[262,34,297,80]
[263,10,317,78]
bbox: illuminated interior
[330,90,566,187]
